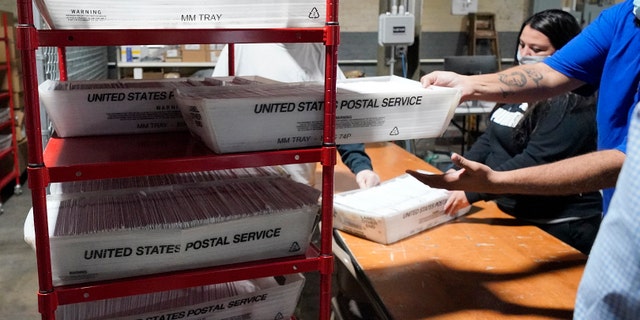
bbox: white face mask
[516,52,549,65]
[635,0,640,20]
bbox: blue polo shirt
[544,0,640,213]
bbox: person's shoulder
[596,0,634,23]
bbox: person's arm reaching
[421,63,584,103]
[407,149,624,195]
[337,143,380,189]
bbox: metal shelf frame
[16,0,340,318]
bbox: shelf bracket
[320,145,336,167]
[324,23,340,46]
[27,164,50,190]
[318,253,335,274]
[16,23,39,51]
[37,290,58,318]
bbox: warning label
[65,9,106,22]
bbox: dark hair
[512,9,582,62]
[509,9,588,148]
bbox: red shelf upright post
[318,1,340,318]
[16,0,57,319]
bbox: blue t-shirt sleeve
[544,2,623,87]
[616,135,628,153]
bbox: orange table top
[323,142,586,319]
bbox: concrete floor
[0,175,40,319]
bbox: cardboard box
[38,76,277,137]
[176,76,461,153]
[181,44,207,62]
[164,56,182,62]
[17,138,26,174]
[333,174,470,244]
[207,44,225,51]
[24,175,320,285]
[164,45,181,61]
[142,70,164,79]
[0,34,17,63]
[12,91,24,110]
[34,0,326,29]
[0,66,22,93]
[56,274,305,320]
[0,12,17,63]
[13,109,25,141]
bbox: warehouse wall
[0,1,13,14]
[340,0,529,32]
[338,0,530,76]
[0,0,624,79]
[338,0,622,76]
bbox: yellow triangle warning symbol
[309,7,320,19]
[289,242,301,252]
[390,127,400,136]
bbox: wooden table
[322,142,587,320]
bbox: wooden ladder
[467,12,501,69]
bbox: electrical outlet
[451,0,478,15]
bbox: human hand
[445,191,470,216]
[406,153,503,193]
[355,169,381,189]
[420,71,473,102]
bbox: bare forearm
[492,150,625,195]
[466,64,582,103]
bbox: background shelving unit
[116,61,217,79]
[117,62,216,68]
[16,0,339,318]
[0,10,22,213]
[115,45,219,79]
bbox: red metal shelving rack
[16,0,339,318]
[0,10,22,213]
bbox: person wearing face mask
[441,9,602,254]
[412,0,639,216]
[412,1,640,317]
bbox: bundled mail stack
[24,167,320,286]
[333,173,470,244]
[38,76,277,137]
[47,166,289,195]
[34,0,327,29]
[55,274,305,320]
[176,75,462,153]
